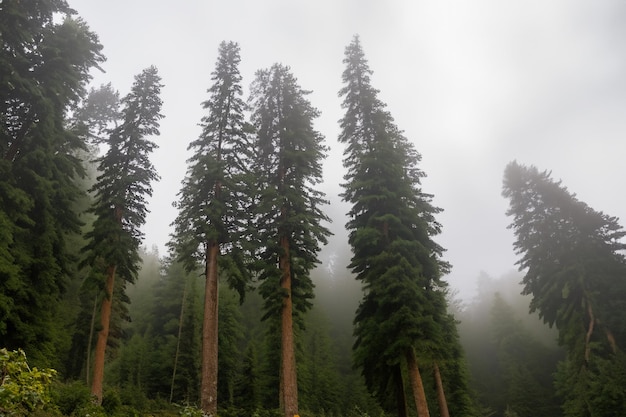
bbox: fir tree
[248,63,331,417]
[338,35,451,417]
[170,40,251,416]
[503,161,626,417]
[0,0,104,365]
[82,66,163,404]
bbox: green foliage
[338,35,461,415]
[0,348,57,415]
[248,62,331,322]
[170,40,252,297]
[176,404,205,417]
[490,293,562,417]
[101,388,122,415]
[0,0,104,365]
[217,289,245,405]
[52,381,93,416]
[83,66,164,286]
[459,272,563,417]
[503,161,626,416]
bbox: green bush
[53,381,93,416]
[175,404,204,417]
[70,402,108,417]
[102,388,122,415]
[117,385,149,411]
[0,348,57,416]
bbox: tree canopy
[0,0,104,365]
[503,161,626,416]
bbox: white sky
[69,0,626,298]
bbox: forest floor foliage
[0,348,379,417]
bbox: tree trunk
[170,278,188,403]
[85,292,98,385]
[91,264,116,404]
[279,235,298,417]
[405,347,430,417]
[201,241,220,416]
[393,363,409,417]
[433,361,449,417]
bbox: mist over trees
[503,161,626,417]
[3,2,626,417]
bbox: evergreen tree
[233,342,261,410]
[503,161,626,416]
[217,288,245,407]
[0,0,104,365]
[64,84,124,382]
[299,309,341,415]
[433,297,479,417]
[491,292,562,417]
[248,63,331,417]
[170,40,250,417]
[82,66,163,404]
[338,35,451,417]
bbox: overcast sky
[69,0,626,298]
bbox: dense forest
[2,2,626,417]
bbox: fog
[70,0,626,299]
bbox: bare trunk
[91,264,116,404]
[280,235,298,417]
[433,362,450,417]
[585,301,595,362]
[393,364,409,417]
[405,347,430,417]
[170,279,188,403]
[605,328,618,354]
[85,292,98,385]
[201,242,220,416]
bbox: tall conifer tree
[338,35,451,417]
[82,66,163,404]
[248,63,330,417]
[0,1,104,365]
[170,41,250,416]
[503,161,626,417]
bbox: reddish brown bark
[279,235,298,417]
[200,241,220,416]
[91,264,116,404]
[406,347,430,417]
[433,362,450,417]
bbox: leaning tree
[338,35,457,417]
[503,161,626,417]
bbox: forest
[2,2,626,417]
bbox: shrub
[102,388,122,415]
[0,348,57,416]
[53,381,93,416]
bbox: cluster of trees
[458,271,563,417]
[1,2,472,416]
[3,2,626,417]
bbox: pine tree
[170,40,250,416]
[82,66,163,404]
[63,84,123,382]
[490,292,562,417]
[338,35,450,417]
[248,63,331,417]
[0,1,104,365]
[503,161,626,416]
